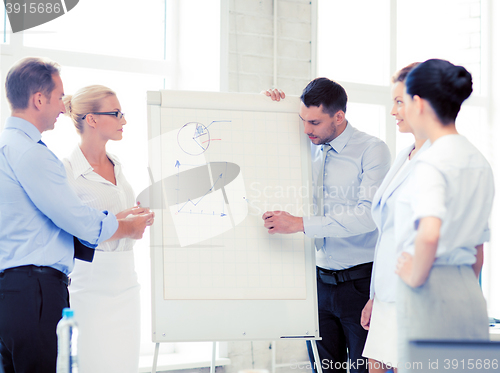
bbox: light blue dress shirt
[0,117,118,274]
[303,122,392,270]
[395,135,494,266]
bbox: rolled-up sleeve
[410,162,447,229]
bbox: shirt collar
[5,116,42,143]
[324,121,354,153]
[67,146,121,180]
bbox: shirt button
[314,235,318,238]
[329,256,332,259]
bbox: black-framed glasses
[82,110,125,120]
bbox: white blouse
[63,146,136,252]
[369,141,430,302]
[395,135,494,266]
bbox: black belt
[0,265,69,286]
[317,262,373,285]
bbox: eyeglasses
[82,110,125,120]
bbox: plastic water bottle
[56,308,79,373]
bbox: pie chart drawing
[177,122,210,156]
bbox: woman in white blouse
[360,63,429,373]
[63,85,149,373]
[394,59,493,371]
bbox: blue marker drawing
[177,173,224,215]
[177,120,231,156]
[172,161,228,217]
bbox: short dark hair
[300,77,348,117]
[405,59,472,125]
[5,57,61,111]
[392,62,420,84]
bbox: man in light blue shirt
[263,79,391,373]
[0,57,154,373]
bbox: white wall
[228,0,312,95]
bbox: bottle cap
[62,308,74,318]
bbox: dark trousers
[307,266,371,373]
[0,267,69,373]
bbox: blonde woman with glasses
[63,85,153,373]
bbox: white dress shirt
[63,146,136,252]
[303,122,392,270]
[395,135,494,266]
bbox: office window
[456,106,491,160]
[176,0,221,90]
[317,0,391,87]
[1,1,10,44]
[397,0,483,93]
[318,0,487,151]
[23,0,166,60]
[346,102,386,140]
[317,0,496,318]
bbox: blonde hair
[391,62,421,84]
[63,85,116,134]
